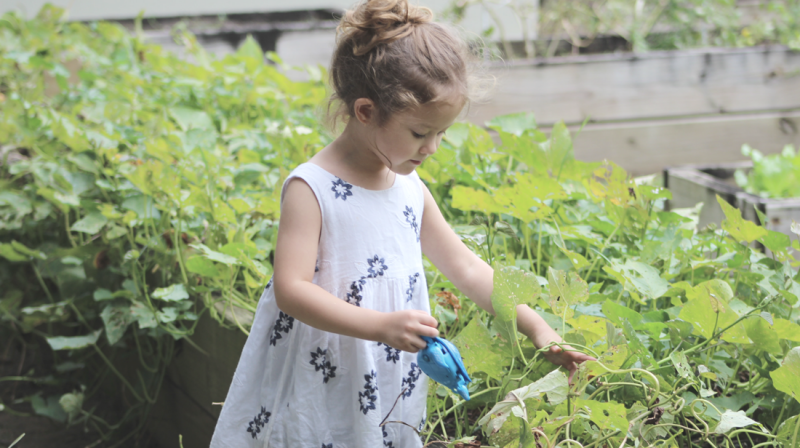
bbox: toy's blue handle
[417,336,472,400]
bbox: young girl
[210,1,592,446]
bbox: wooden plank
[148,308,248,447]
[664,166,742,229]
[561,109,800,176]
[468,46,800,126]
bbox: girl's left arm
[419,182,594,377]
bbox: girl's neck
[311,120,396,191]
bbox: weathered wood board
[148,306,249,448]
[470,46,800,126]
[664,161,800,257]
[562,109,800,176]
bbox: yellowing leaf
[717,196,767,243]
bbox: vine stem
[584,220,622,282]
[92,344,144,402]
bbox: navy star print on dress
[406,273,419,302]
[377,342,401,363]
[269,311,295,346]
[358,370,378,414]
[331,178,354,200]
[310,347,337,383]
[404,206,420,242]
[401,363,422,399]
[246,406,271,439]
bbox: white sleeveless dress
[210,163,430,448]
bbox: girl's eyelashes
[412,130,447,139]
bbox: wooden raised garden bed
[664,161,800,253]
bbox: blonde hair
[328,0,478,126]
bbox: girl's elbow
[273,278,293,314]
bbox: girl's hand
[541,343,596,383]
[378,310,439,353]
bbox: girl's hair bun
[339,0,434,56]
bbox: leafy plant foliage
[736,144,800,199]
[1,6,800,448]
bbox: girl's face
[369,95,464,175]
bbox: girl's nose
[420,138,438,155]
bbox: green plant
[413,114,800,447]
[2,7,799,448]
[0,5,328,444]
[735,144,800,199]
[445,0,796,58]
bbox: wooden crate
[147,302,253,448]
[664,162,800,252]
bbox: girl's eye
[412,131,426,139]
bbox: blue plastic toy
[417,336,472,400]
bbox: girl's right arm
[272,178,438,353]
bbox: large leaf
[575,398,629,432]
[101,302,135,345]
[46,330,102,350]
[492,266,541,323]
[452,318,506,380]
[679,280,749,344]
[770,347,800,400]
[70,211,108,234]
[478,369,569,431]
[151,283,189,302]
[717,196,767,243]
[546,268,588,317]
[714,410,759,434]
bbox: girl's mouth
[410,160,422,165]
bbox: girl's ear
[353,98,376,126]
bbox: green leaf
[451,186,505,216]
[190,243,240,265]
[492,265,542,322]
[0,243,27,262]
[170,106,214,131]
[151,283,189,302]
[236,34,264,61]
[744,316,782,355]
[46,330,102,350]
[157,307,180,323]
[601,299,643,327]
[31,394,67,423]
[770,347,800,400]
[9,241,46,260]
[486,112,537,136]
[774,318,800,342]
[714,410,758,434]
[761,229,791,253]
[452,318,506,380]
[185,256,221,277]
[478,369,569,431]
[777,415,800,448]
[93,288,113,301]
[101,303,134,345]
[547,268,588,317]
[670,351,696,380]
[122,195,161,220]
[717,196,767,243]
[519,418,536,448]
[70,212,108,234]
[575,398,628,432]
[131,302,157,329]
[607,260,668,301]
[679,280,750,344]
